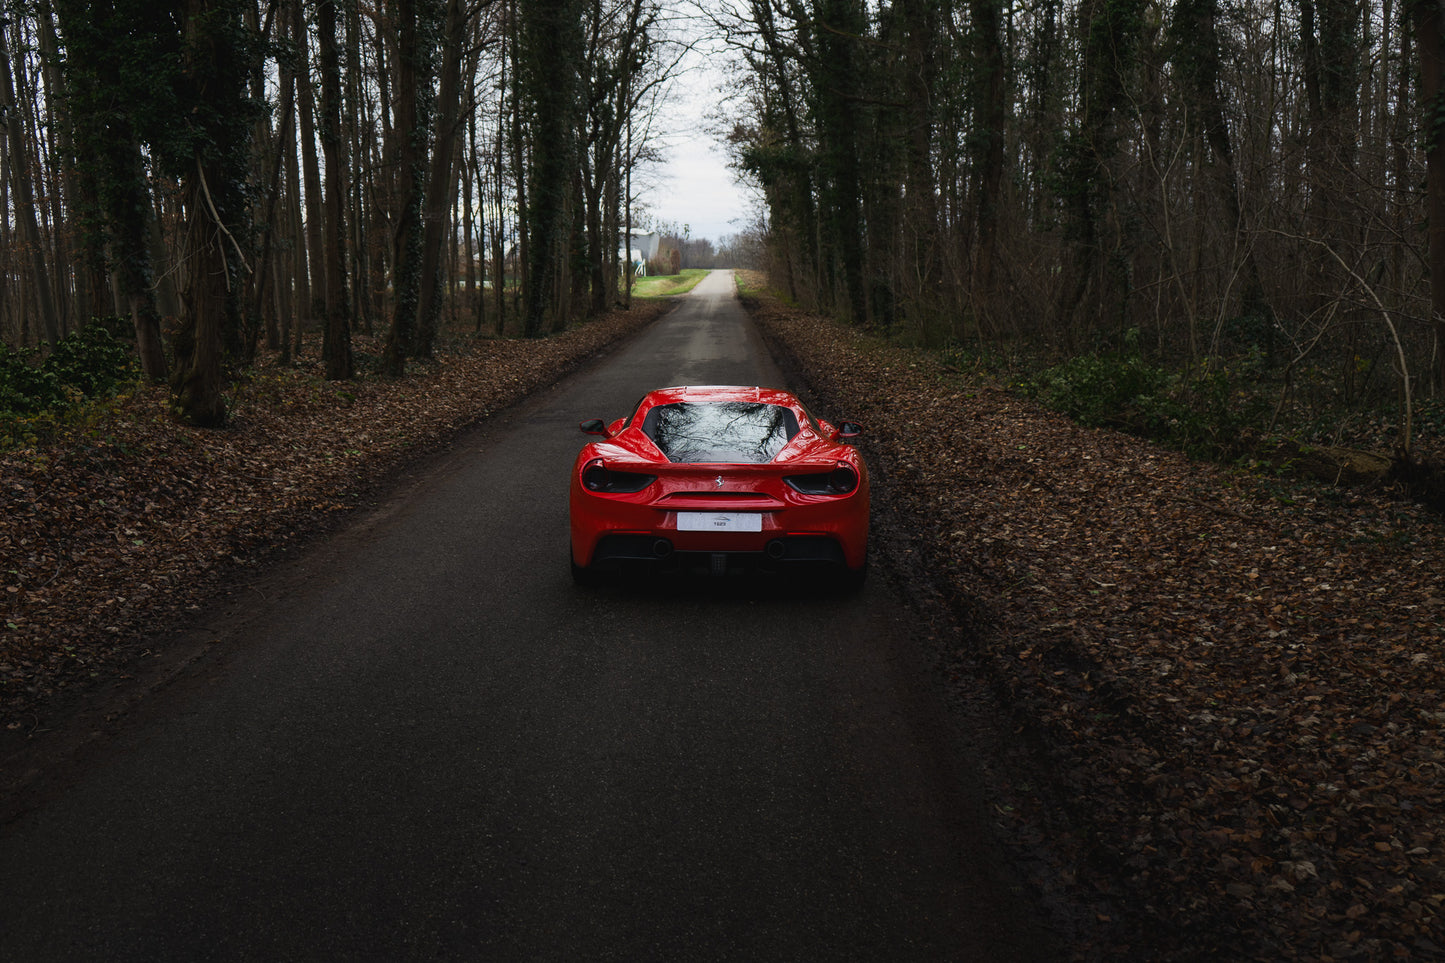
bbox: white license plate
[676,512,762,533]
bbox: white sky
[646,134,749,243]
[639,57,755,244]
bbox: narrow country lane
[0,271,1055,961]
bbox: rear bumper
[591,532,849,570]
[570,492,869,571]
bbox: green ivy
[0,324,139,447]
[45,323,137,399]
[1025,350,1266,459]
[1024,352,1171,428]
[0,345,65,415]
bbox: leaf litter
[748,291,1443,960]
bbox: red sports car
[569,386,869,587]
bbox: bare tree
[1,15,61,346]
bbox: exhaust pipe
[653,539,674,558]
[766,539,787,560]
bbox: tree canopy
[718,0,1445,445]
[1,0,685,423]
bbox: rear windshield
[641,402,799,463]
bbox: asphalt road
[0,271,1055,961]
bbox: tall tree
[1169,0,1273,353]
[382,0,441,376]
[53,0,177,376]
[413,0,476,357]
[292,0,327,330]
[317,0,354,379]
[1,15,61,346]
[737,0,819,305]
[1058,0,1147,337]
[517,0,584,336]
[1416,0,1445,388]
[968,0,1007,318]
[894,0,942,329]
[811,0,868,324]
[249,0,300,353]
[166,0,256,426]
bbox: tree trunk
[318,0,353,379]
[382,0,436,376]
[969,0,1007,322]
[170,0,252,427]
[1417,0,1445,389]
[813,0,867,324]
[493,77,509,334]
[53,0,172,375]
[171,162,231,427]
[519,0,582,336]
[1176,0,1273,344]
[282,77,307,363]
[345,0,374,333]
[0,17,61,346]
[463,105,481,332]
[251,0,299,353]
[897,0,940,331]
[294,5,327,329]
[414,0,470,357]
[33,0,80,330]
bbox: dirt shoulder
[746,289,1444,960]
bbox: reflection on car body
[644,401,798,464]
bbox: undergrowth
[1,321,141,450]
[1020,351,1270,460]
[924,322,1445,511]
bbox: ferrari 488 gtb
[569,386,869,587]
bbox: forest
[717,0,1445,464]
[0,0,693,427]
[3,0,1445,459]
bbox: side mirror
[579,419,608,436]
[837,421,863,439]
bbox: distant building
[621,231,661,276]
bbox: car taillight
[828,465,858,494]
[785,464,858,495]
[583,460,611,491]
[582,458,655,493]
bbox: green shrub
[0,324,137,416]
[45,323,137,398]
[1025,352,1264,460]
[1,323,140,447]
[1026,352,1173,430]
[0,344,65,415]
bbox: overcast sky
[645,134,749,243]
[638,53,755,244]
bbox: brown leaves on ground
[1,305,666,730]
[748,294,1443,961]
